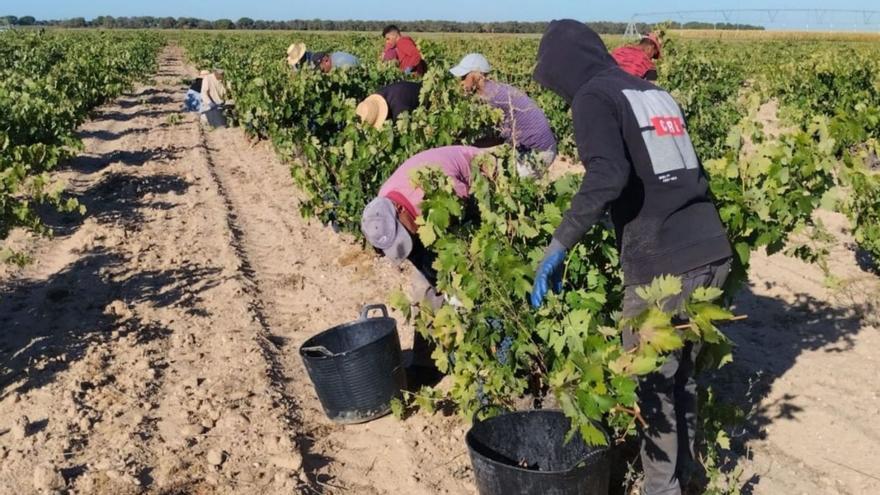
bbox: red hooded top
[388,36,423,74]
[611,45,657,81]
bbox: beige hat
[286,42,306,65]
[356,94,390,129]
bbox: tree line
[0,16,764,33]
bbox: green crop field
[0,30,163,258]
[1,26,878,493]
[180,29,880,447]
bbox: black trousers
[621,258,732,495]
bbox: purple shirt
[482,80,557,153]
[379,146,481,216]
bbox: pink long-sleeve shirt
[378,146,482,217]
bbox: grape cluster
[486,318,504,332]
[496,335,514,365]
[476,378,489,406]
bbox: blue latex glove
[530,239,567,308]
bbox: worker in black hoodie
[530,20,733,495]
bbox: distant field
[671,28,880,41]
[299,29,880,42]
[154,29,551,40]
[18,26,880,43]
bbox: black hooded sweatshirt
[533,20,731,286]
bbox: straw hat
[356,94,389,129]
[287,42,307,65]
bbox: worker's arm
[382,46,397,62]
[553,92,631,248]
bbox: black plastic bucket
[201,106,227,128]
[466,409,610,495]
[300,304,406,424]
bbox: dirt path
[1,46,878,495]
[0,48,305,495]
[720,215,880,495]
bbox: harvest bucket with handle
[201,105,227,128]
[466,409,611,495]
[300,304,406,424]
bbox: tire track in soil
[194,122,308,481]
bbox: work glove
[530,238,567,309]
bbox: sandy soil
[717,210,880,495]
[1,47,878,495]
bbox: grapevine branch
[613,404,648,429]
[673,314,748,330]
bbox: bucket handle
[359,304,389,320]
[301,345,335,358]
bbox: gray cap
[450,53,491,77]
[361,197,413,262]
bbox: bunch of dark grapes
[476,378,489,406]
[496,336,514,365]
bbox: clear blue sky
[4,1,880,28]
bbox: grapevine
[1,30,163,257]
[176,30,880,444]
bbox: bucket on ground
[466,409,611,495]
[201,105,227,128]
[300,304,406,424]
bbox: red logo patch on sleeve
[651,116,685,136]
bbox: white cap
[450,53,491,78]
